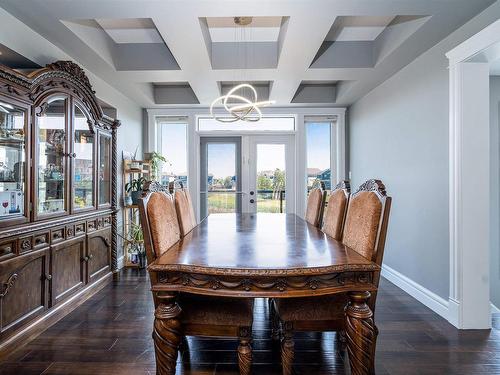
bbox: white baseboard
[381,264,449,321]
[492,303,500,314]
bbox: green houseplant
[150,151,169,181]
[125,176,147,205]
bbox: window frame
[156,116,189,187]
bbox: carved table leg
[344,291,378,375]
[281,321,294,375]
[153,292,182,375]
[238,326,252,375]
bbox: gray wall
[491,76,500,309]
[348,2,500,300]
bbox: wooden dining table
[148,213,381,375]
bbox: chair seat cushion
[274,294,349,322]
[179,294,254,326]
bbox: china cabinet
[0,61,119,353]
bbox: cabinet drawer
[51,228,65,243]
[96,216,111,230]
[0,240,15,260]
[74,222,86,236]
[87,220,97,232]
[33,232,49,249]
[103,216,112,227]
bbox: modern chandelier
[210,17,275,123]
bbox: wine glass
[2,201,9,214]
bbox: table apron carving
[151,270,377,298]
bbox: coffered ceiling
[0,0,495,107]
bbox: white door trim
[446,19,500,329]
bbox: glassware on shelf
[0,101,26,219]
[74,105,94,209]
[37,96,66,215]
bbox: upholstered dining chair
[321,180,351,240]
[174,188,197,237]
[272,179,391,375]
[138,181,254,375]
[305,181,327,227]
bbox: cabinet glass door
[37,97,67,215]
[98,134,111,206]
[73,105,94,209]
[0,100,27,221]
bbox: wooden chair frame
[273,179,391,375]
[138,181,254,375]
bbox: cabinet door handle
[45,274,52,281]
[82,256,89,262]
[88,254,93,260]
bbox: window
[306,119,332,193]
[157,117,188,187]
[198,117,295,132]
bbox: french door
[199,135,295,219]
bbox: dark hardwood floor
[1,269,499,375]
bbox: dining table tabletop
[148,213,381,375]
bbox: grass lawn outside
[207,192,284,214]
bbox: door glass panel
[207,143,236,214]
[37,97,66,214]
[256,144,286,213]
[306,121,331,198]
[0,101,26,219]
[200,138,241,219]
[98,135,111,205]
[74,106,94,209]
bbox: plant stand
[122,159,151,268]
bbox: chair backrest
[305,181,327,227]
[322,180,350,241]
[174,188,197,237]
[341,179,391,267]
[138,181,181,267]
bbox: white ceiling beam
[269,12,335,104]
[152,13,219,104]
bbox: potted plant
[125,176,147,205]
[120,223,146,268]
[149,151,169,181]
[129,223,146,268]
[124,193,132,207]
